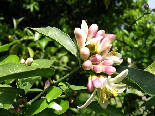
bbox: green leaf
[116,66,155,96]
[54,99,69,115]
[38,37,51,50]
[37,108,56,116]
[46,86,62,102]
[25,98,48,115]
[0,62,54,82]
[88,101,126,116]
[27,47,34,58]
[0,40,19,52]
[0,92,16,109]
[48,101,62,110]
[31,27,79,57]
[9,44,19,55]
[0,87,24,96]
[18,76,39,93]
[0,55,19,65]
[141,97,155,110]
[0,108,14,116]
[144,61,155,75]
[31,59,55,68]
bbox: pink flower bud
[103,66,116,75]
[18,97,25,105]
[20,59,25,64]
[87,77,95,92]
[80,47,90,60]
[25,57,33,66]
[97,34,116,54]
[101,59,114,66]
[14,106,22,115]
[44,79,50,89]
[87,24,98,41]
[89,54,102,64]
[95,30,105,37]
[92,76,102,88]
[74,28,86,48]
[92,65,103,73]
[144,4,149,9]
[101,44,112,58]
[82,60,92,70]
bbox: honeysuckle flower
[104,49,123,65]
[77,69,128,109]
[82,60,92,70]
[80,47,90,60]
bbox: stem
[28,65,81,104]
[53,65,81,85]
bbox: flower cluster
[74,20,128,109]
[74,20,122,75]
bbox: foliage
[0,0,155,115]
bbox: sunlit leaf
[0,55,19,65]
[27,47,34,58]
[46,86,62,102]
[31,27,79,57]
[54,99,69,115]
[144,61,155,75]
[0,40,19,52]
[0,61,54,82]
[25,98,48,115]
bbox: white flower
[77,69,128,109]
[104,49,123,65]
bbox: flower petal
[110,69,128,83]
[77,89,96,109]
[81,20,88,34]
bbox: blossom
[77,69,128,109]
[103,49,123,65]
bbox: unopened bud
[92,65,103,73]
[74,28,86,49]
[103,66,116,75]
[87,24,98,41]
[82,60,92,70]
[101,59,114,66]
[89,54,102,64]
[95,30,105,37]
[44,79,50,90]
[144,4,149,10]
[92,76,102,88]
[80,47,90,60]
[25,57,33,66]
[20,59,25,64]
[14,106,22,115]
[73,90,77,96]
[87,77,95,92]
[18,97,25,105]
